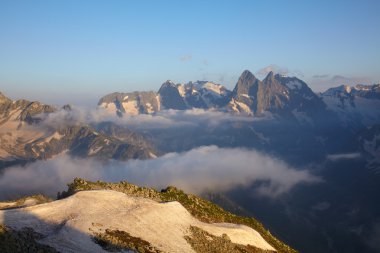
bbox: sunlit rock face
[0,93,156,169]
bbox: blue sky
[0,0,379,106]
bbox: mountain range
[97,70,380,173]
[99,70,380,127]
[0,93,156,169]
[1,69,380,253]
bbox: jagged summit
[158,80,187,110]
[99,69,328,121]
[263,71,275,81]
[232,70,260,97]
[159,80,176,89]
[240,69,257,79]
[226,70,326,118]
[99,70,373,126]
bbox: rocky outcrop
[158,80,187,110]
[0,93,157,169]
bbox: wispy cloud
[330,75,372,85]
[326,152,361,161]
[179,54,192,62]
[312,74,329,79]
[256,64,289,77]
[198,71,238,87]
[0,146,320,200]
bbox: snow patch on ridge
[0,190,275,253]
[122,100,139,115]
[286,80,302,90]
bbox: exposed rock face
[98,80,232,114]
[181,81,231,109]
[98,91,160,116]
[228,70,262,114]
[0,94,55,124]
[0,92,12,106]
[97,70,329,125]
[227,70,327,123]
[158,80,187,110]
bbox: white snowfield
[0,190,275,253]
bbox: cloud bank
[0,146,319,200]
[40,106,260,131]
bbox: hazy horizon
[1,69,378,107]
[1,0,379,106]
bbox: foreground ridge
[0,178,297,253]
[58,178,297,253]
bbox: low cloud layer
[326,152,361,161]
[40,106,260,131]
[0,146,319,200]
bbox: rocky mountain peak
[240,70,257,82]
[159,80,176,89]
[97,70,332,121]
[62,104,73,111]
[322,85,353,97]
[263,71,275,81]
[343,85,352,93]
[158,80,187,110]
[0,92,12,105]
[233,70,260,97]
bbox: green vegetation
[59,178,297,253]
[14,194,52,206]
[94,229,163,253]
[0,194,52,210]
[185,225,273,253]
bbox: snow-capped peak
[186,81,225,95]
[344,85,352,93]
[322,85,352,97]
[285,80,303,90]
